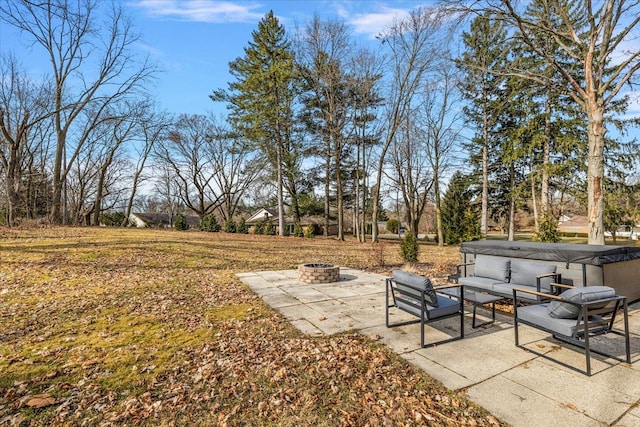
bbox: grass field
[0,227,503,426]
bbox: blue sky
[1,0,430,116]
[128,0,429,115]
[1,0,638,122]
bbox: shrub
[174,214,188,231]
[264,219,276,235]
[237,217,249,234]
[400,232,419,264]
[99,211,126,227]
[293,222,304,237]
[198,214,220,232]
[223,218,237,233]
[304,223,315,238]
[386,219,400,234]
[370,241,386,267]
[534,216,560,243]
[253,220,264,235]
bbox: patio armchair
[386,270,464,348]
[513,284,631,376]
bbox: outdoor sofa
[457,254,562,303]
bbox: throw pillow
[547,286,616,319]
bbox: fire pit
[298,263,340,284]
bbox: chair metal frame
[513,285,631,376]
[386,276,464,348]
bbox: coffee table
[439,287,505,328]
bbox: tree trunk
[508,163,516,241]
[586,98,605,245]
[481,110,489,238]
[541,93,551,218]
[324,141,330,237]
[434,168,444,247]
[277,142,285,237]
[335,146,344,241]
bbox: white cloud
[339,5,412,39]
[133,0,264,23]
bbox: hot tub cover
[460,240,640,266]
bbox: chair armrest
[433,283,463,291]
[456,262,474,276]
[552,282,574,290]
[512,287,563,301]
[536,272,559,279]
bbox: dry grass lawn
[0,227,504,426]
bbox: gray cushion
[510,260,556,290]
[473,255,510,282]
[458,276,502,292]
[547,286,616,319]
[518,304,605,337]
[491,283,539,302]
[392,270,438,307]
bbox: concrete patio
[237,267,640,427]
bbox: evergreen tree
[400,232,419,264]
[237,217,249,234]
[174,214,188,231]
[304,223,315,238]
[264,219,276,235]
[199,214,220,232]
[212,11,299,237]
[223,218,237,233]
[293,222,304,237]
[457,13,510,238]
[441,172,480,245]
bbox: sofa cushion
[473,255,510,282]
[510,260,556,290]
[458,276,502,292]
[547,286,616,319]
[491,283,539,302]
[392,270,438,307]
[518,304,604,337]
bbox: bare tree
[447,0,640,244]
[92,101,142,226]
[422,61,464,246]
[347,48,384,242]
[0,55,52,226]
[122,105,170,226]
[154,114,222,219]
[371,7,445,242]
[388,115,433,236]
[207,119,264,221]
[0,0,156,224]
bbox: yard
[0,227,502,426]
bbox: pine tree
[174,214,188,231]
[457,13,510,238]
[441,172,480,245]
[212,11,299,237]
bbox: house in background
[128,213,199,228]
[557,215,589,235]
[246,208,338,235]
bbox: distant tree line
[1,0,638,245]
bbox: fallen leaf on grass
[25,394,56,408]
